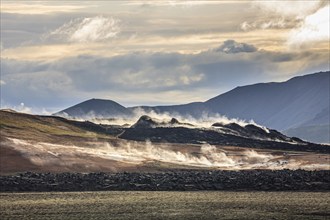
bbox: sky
[0,0,329,114]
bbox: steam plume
[4,138,328,170]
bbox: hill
[55,98,132,118]
[0,110,118,143]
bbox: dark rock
[0,170,329,192]
[120,125,330,153]
[170,118,180,124]
[131,115,158,128]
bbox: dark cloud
[1,41,328,110]
[215,40,258,54]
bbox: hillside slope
[0,110,117,143]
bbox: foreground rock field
[1,170,329,192]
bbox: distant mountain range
[56,71,330,143]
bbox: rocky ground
[1,170,329,192]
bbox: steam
[131,108,253,128]
[61,107,270,132]
[4,138,328,170]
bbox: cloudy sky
[1,0,329,114]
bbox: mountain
[300,106,329,127]
[133,71,330,143]
[204,71,329,130]
[139,71,329,130]
[55,98,132,118]
[284,125,329,144]
[131,102,209,118]
[283,106,330,143]
[56,71,330,143]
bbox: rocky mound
[170,118,194,127]
[212,122,295,142]
[131,116,194,129]
[131,115,158,128]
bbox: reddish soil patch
[0,145,39,175]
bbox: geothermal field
[1,109,329,175]
[1,108,329,218]
[1,95,329,220]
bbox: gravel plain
[1,191,329,220]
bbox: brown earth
[0,145,39,174]
[0,110,329,174]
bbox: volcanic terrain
[1,110,329,176]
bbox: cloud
[214,40,258,54]
[240,18,296,31]
[241,1,326,32]
[1,12,95,49]
[0,3,89,15]
[1,41,328,111]
[0,61,75,109]
[252,0,324,18]
[166,0,225,8]
[45,16,120,43]
[241,1,329,49]
[125,1,235,7]
[53,53,205,91]
[288,5,330,48]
